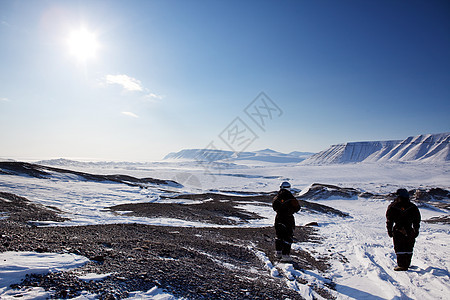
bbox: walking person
[386,188,421,271]
[272,181,300,262]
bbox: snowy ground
[295,198,449,299]
[0,252,89,299]
[0,160,449,299]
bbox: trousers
[275,221,294,255]
[393,231,416,268]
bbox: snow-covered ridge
[302,132,450,164]
[0,161,181,188]
[163,148,314,163]
[35,158,153,168]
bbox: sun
[67,27,99,62]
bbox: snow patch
[126,286,179,299]
[78,272,112,282]
[0,252,89,298]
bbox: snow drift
[303,132,450,164]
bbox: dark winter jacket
[273,189,300,223]
[386,196,421,238]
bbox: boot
[394,266,408,271]
[396,254,411,270]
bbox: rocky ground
[0,191,334,300]
[1,182,448,299]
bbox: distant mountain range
[302,132,450,164]
[4,133,448,166]
[163,149,315,163]
[164,133,450,164]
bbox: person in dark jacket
[386,188,421,271]
[272,181,300,262]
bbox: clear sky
[1,0,449,161]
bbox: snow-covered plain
[0,160,449,299]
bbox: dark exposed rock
[412,188,450,202]
[0,191,67,224]
[428,188,450,200]
[109,199,264,225]
[358,192,385,199]
[409,188,450,211]
[379,187,450,206]
[162,192,276,203]
[298,183,359,200]
[424,215,450,224]
[305,222,319,227]
[298,199,349,217]
[413,189,432,202]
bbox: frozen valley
[0,132,449,299]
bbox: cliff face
[303,133,450,164]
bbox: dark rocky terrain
[0,192,67,224]
[0,191,336,300]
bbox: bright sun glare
[67,28,99,62]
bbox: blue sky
[1,0,449,161]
